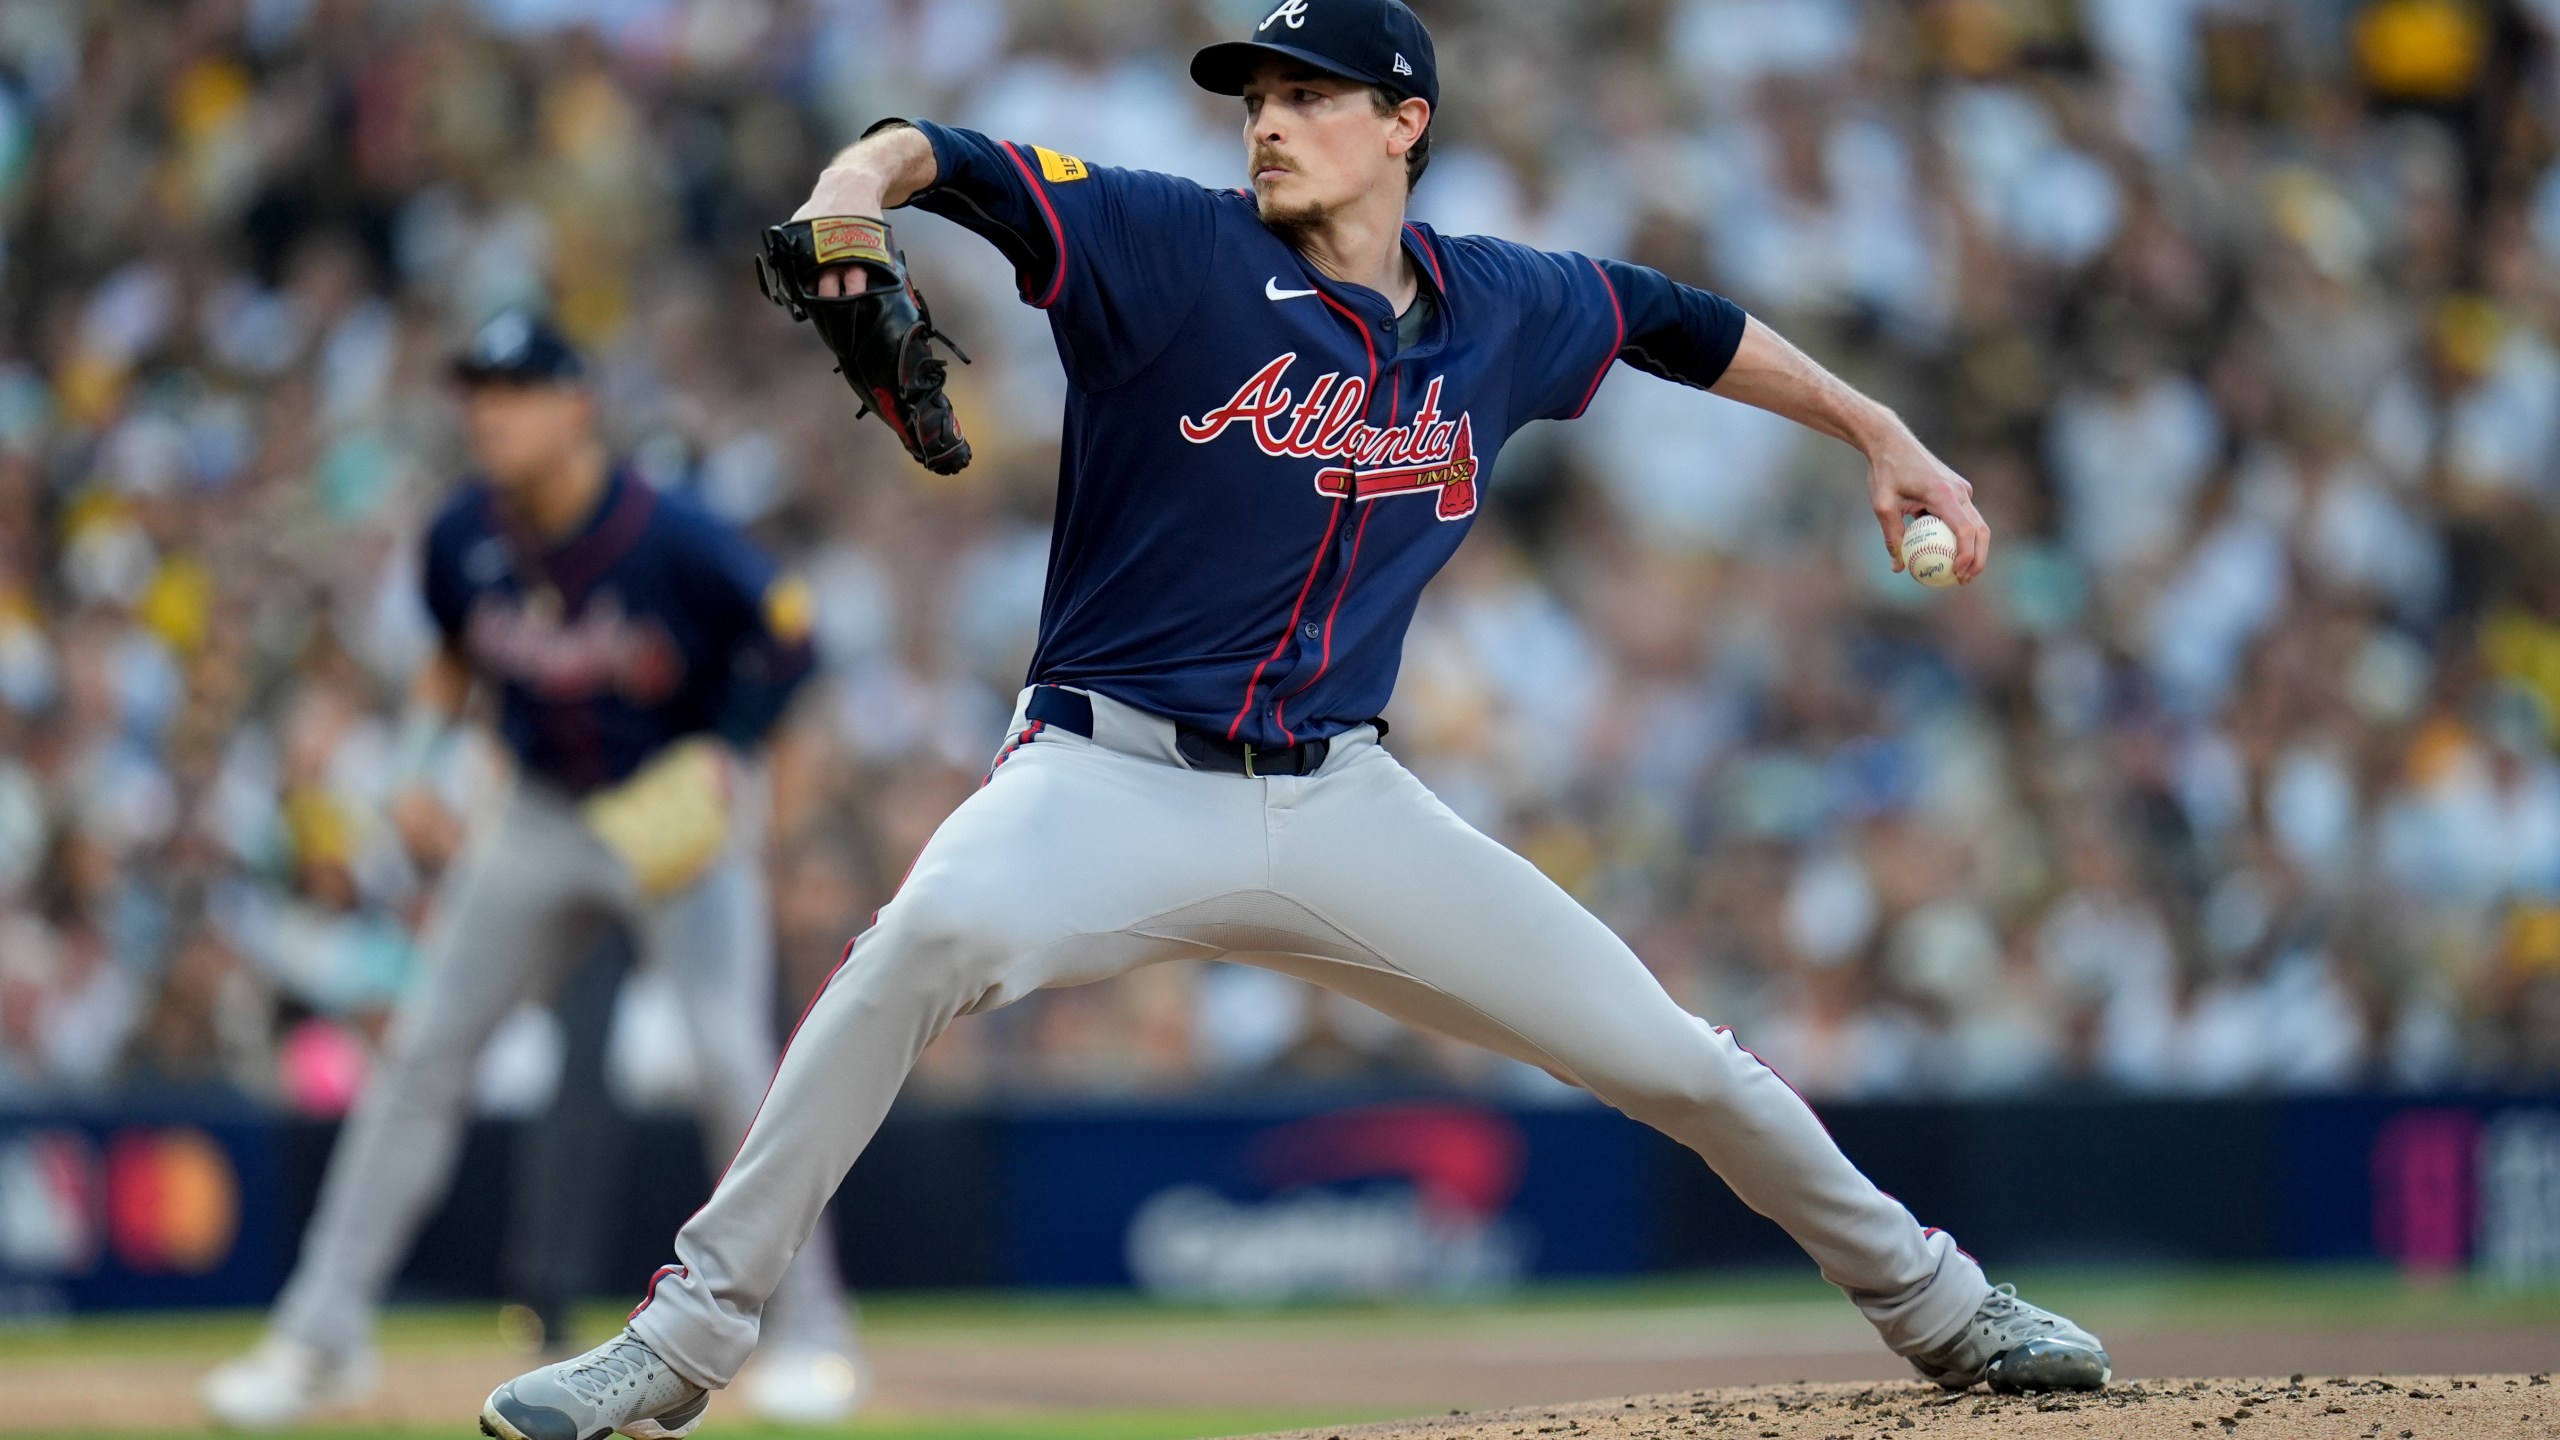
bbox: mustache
[1251,148,1295,174]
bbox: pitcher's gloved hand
[755,216,973,474]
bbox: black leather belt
[1174,728,1328,777]
[1025,685,1332,777]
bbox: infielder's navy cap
[1191,0,1439,111]
[451,309,587,386]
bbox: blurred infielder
[203,314,861,1430]
[488,5,2111,1437]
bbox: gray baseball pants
[270,774,849,1357]
[628,687,1986,1388]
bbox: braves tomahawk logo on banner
[1179,354,1481,520]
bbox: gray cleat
[1907,1283,2111,1394]
[480,1329,709,1440]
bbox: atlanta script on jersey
[1182,363,1483,521]
[423,471,814,793]
[898,120,1748,749]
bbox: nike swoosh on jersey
[1265,277,1320,301]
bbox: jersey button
[1301,622,1321,640]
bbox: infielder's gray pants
[271,778,847,1357]
[630,689,1987,1387]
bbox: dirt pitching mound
[1249,1374,2560,1440]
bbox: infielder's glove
[756,216,974,474]
[582,737,733,900]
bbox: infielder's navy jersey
[421,470,815,793]
[902,119,1747,748]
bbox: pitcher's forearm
[795,123,939,219]
[1709,317,1988,580]
[1709,317,1908,457]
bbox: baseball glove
[582,737,733,900]
[756,215,974,474]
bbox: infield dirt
[1249,1376,2560,1440]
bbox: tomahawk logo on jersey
[896,118,1747,748]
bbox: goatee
[1257,193,1332,251]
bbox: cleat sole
[1984,1338,2112,1394]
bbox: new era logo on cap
[1393,53,1412,75]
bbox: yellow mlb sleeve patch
[1033,146,1089,183]
[764,575,814,643]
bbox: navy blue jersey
[902,121,1748,747]
[421,469,816,793]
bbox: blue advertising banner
[996,1098,1653,1296]
[0,1111,284,1314]
[7,1092,2555,1312]
[2276,1095,2560,1281]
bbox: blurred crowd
[8,0,2560,1112]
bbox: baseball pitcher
[486,6,2109,1437]
[203,314,861,1430]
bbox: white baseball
[1900,514,1959,588]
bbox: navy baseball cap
[1191,0,1438,110]
[451,310,587,386]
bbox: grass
[7,1266,2559,1361]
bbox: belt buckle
[1241,742,1257,778]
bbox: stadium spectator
[4,0,2560,1108]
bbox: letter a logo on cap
[1261,0,1309,30]
[475,312,532,367]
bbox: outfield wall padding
[1,1092,2553,1312]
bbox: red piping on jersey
[1226,502,1342,741]
[1273,369,1395,741]
[1234,290,1382,743]
[1316,290,1380,379]
[1404,223,1445,294]
[1274,498,1377,742]
[997,142,1069,309]
[1568,256,1624,419]
[554,480,654,604]
[509,471,656,608]
[1324,498,1379,670]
